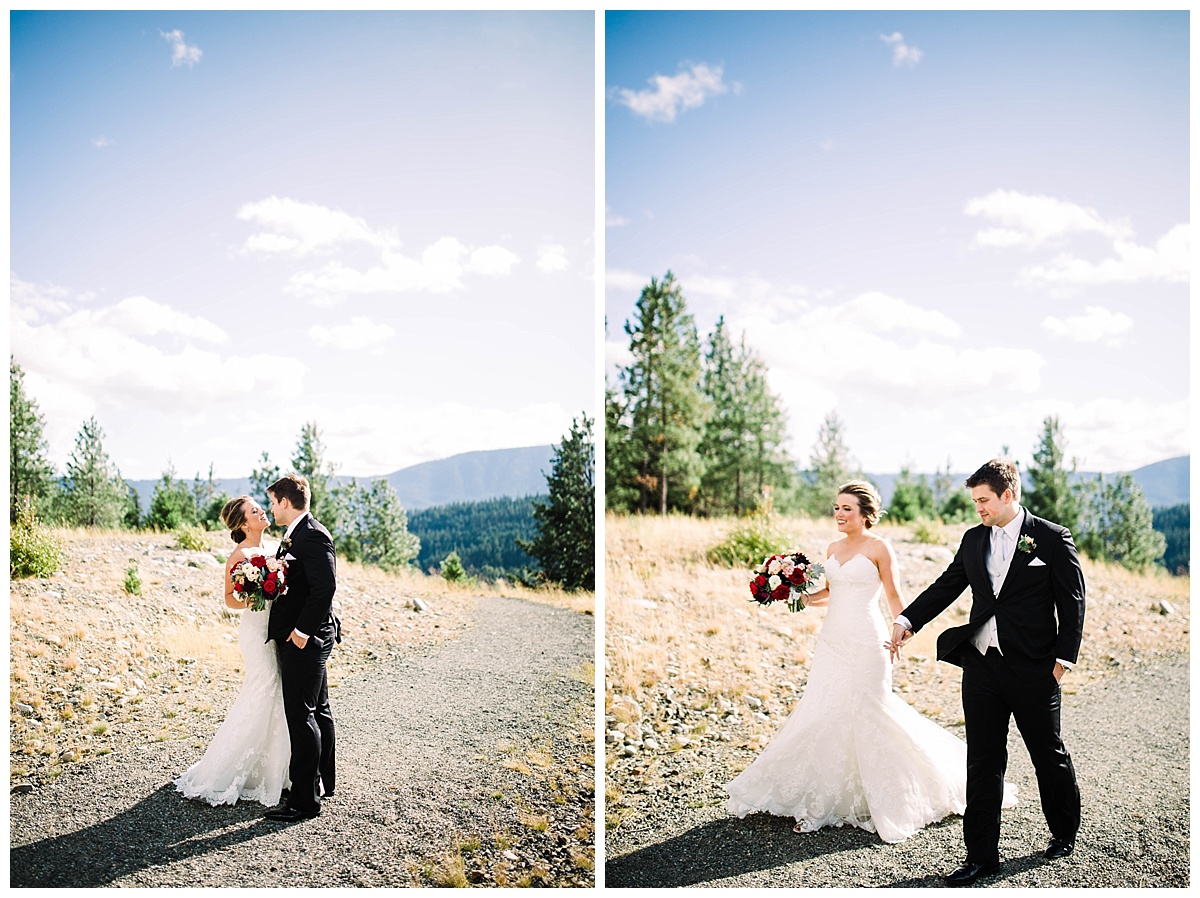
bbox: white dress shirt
[895,506,1071,671]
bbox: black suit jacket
[901,508,1085,681]
[267,513,338,645]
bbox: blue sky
[11,11,595,480]
[605,10,1188,474]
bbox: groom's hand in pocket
[287,630,309,650]
[1052,661,1065,683]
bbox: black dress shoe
[265,804,320,822]
[1044,838,1075,859]
[945,861,1000,886]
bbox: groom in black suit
[265,474,340,821]
[891,459,1085,885]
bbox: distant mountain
[866,455,1189,510]
[127,445,556,515]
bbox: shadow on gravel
[606,815,880,887]
[884,852,1046,888]
[11,783,282,887]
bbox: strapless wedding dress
[174,549,291,806]
[724,552,1015,843]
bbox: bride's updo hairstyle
[836,480,882,529]
[220,495,253,544]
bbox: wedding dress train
[174,557,291,806]
[724,552,1015,843]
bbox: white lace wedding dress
[724,552,1016,843]
[174,547,291,806]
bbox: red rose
[790,570,807,585]
[749,581,759,597]
[250,555,267,568]
[771,582,791,601]
[754,574,767,586]
[263,577,277,594]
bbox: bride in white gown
[174,496,291,806]
[724,480,1015,844]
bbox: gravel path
[11,596,595,888]
[605,654,1188,888]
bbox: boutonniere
[279,538,292,554]
[1016,534,1036,554]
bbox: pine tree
[604,385,639,513]
[60,417,127,528]
[619,272,705,514]
[145,463,198,530]
[1077,473,1166,572]
[192,463,229,530]
[889,465,935,523]
[1024,415,1080,532]
[698,321,790,516]
[802,410,858,516]
[10,358,56,522]
[358,478,420,572]
[249,451,281,511]
[933,458,975,523]
[292,422,337,521]
[519,414,595,591]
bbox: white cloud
[536,244,570,273]
[92,136,114,149]
[1058,396,1189,472]
[238,196,386,257]
[965,189,1133,249]
[238,198,521,301]
[1042,306,1134,344]
[880,32,923,67]
[611,62,730,123]
[9,279,302,463]
[605,268,650,293]
[605,206,629,228]
[1020,224,1190,288]
[161,29,202,68]
[308,316,394,351]
[469,244,521,277]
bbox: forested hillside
[408,495,542,579]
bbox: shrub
[439,551,473,585]
[123,563,142,595]
[910,519,948,546]
[10,499,63,579]
[706,513,793,568]
[174,525,208,552]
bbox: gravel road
[605,654,1189,888]
[11,596,595,888]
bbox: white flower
[767,558,782,575]
[768,574,781,590]
[265,557,281,572]
[780,559,795,576]
[245,567,259,582]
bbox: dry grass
[605,512,1190,734]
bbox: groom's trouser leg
[315,657,335,795]
[1011,675,1080,842]
[961,648,1010,865]
[279,640,326,813]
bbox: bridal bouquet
[749,551,824,613]
[230,554,288,612]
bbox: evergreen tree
[328,477,419,571]
[801,410,859,516]
[249,451,281,511]
[697,321,790,516]
[888,465,935,523]
[60,417,127,528]
[292,421,336,521]
[519,414,595,591]
[192,463,229,530]
[1152,503,1189,575]
[619,272,706,513]
[145,463,198,530]
[604,385,639,513]
[933,458,975,523]
[1024,415,1080,531]
[1077,473,1166,572]
[122,482,142,529]
[10,358,55,522]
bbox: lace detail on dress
[174,553,291,807]
[724,552,1016,843]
